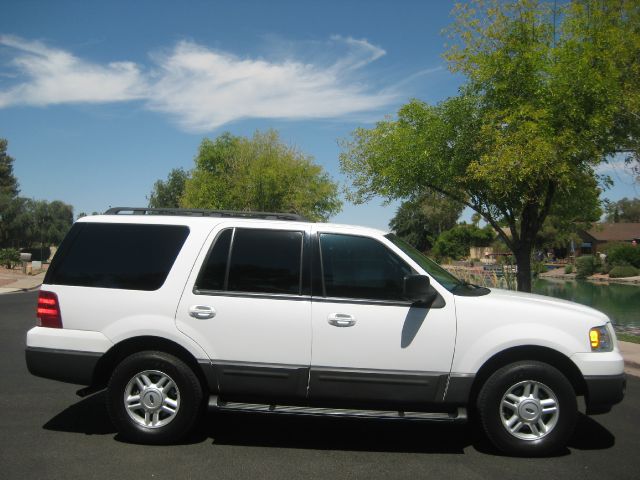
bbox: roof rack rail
[104,207,309,222]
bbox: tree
[181,130,342,221]
[148,168,188,209]
[341,0,635,292]
[389,190,464,251]
[431,223,496,261]
[0,138,22,247]
[36,200,74,246]
[0,139,73,250]
[604,197,640,223]
[0,138,19,198]
[9,199,73,248]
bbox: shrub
[606,243,640,268]
[608,265,640,278]
[0,248,21,269]
[575,255,599,279]
[532,260,546,277]
[564,264,574,274]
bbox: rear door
[176,221,312,402]
[309,228,457,407]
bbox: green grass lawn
[618,333,640,344]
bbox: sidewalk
[0,271,46,294]
[619,341,640,377]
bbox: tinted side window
[319,233,412,300]
[47,223,189,291]
[195,229,233,291]
[228,229,303,294]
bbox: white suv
[25,207,625,456]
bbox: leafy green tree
[7,199,73,249]
[389,190,464,251]
[0,139,23,248]
[148,168,188,209]
[0,197,29,248]
[431,223,495,261]
[181,130,342,221]
[340,0,634,292]
[604,197,640,223]
[0,138,19,198]
[0,139,73,250]
[36,200,74,246]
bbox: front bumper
[584,373,626,415]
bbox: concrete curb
[619,341,640,377]
[0,285,42,294]
[624,358,640,370]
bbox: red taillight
[37,291,62,328]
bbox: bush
[608,265,640,278]
[532,260,546,277]
[606,243,640,268]
[0,248,21,269]
[575,255,599,279]
[564,264,574,274]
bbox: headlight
[589,325,613,352]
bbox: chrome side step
[208,396,467,423]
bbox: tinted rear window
[195,228,233,291]
[46,223,189,291]
[228,229,303,294]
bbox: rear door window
[195,228,303,295]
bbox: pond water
[532,278,640,328]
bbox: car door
[176,222,312,402]
[309,228,457,407]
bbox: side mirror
[403,274,438,305]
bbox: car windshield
[385,233,463,292]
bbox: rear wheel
[477,361,577,456]
[107,351,203,444]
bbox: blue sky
[1,0,637,229]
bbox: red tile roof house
[578,223,640,254]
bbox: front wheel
[106,351,203,444]
[477,361,577,456]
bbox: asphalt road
[1,291,639,479]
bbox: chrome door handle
[189,305,216,320]
[327,313,356,327]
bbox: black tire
[106,351,203,444]
[476,360,577,456]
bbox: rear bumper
[26,346,102,386]
[584,373,626,415]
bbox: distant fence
[444,264,518,289]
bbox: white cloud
[0,35,399,131]
[147,39,395,131]
[0,35,146,107]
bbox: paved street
[1,291,639,480]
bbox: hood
[483,288,610,323]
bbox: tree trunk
[514,246,532,293]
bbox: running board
[208,396,467,423]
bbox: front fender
[451,323,586,374]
